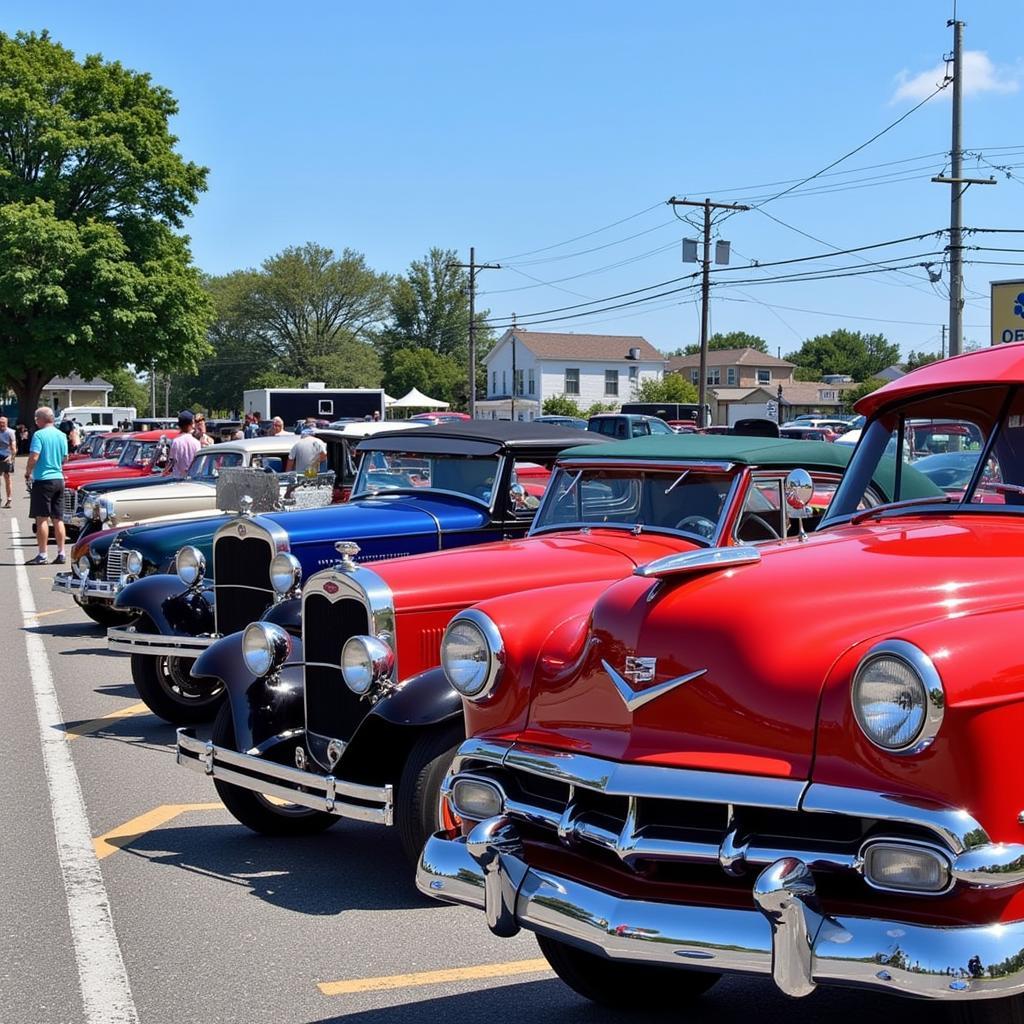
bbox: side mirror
[784,468,814,511]
[509,482,527,510]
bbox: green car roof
[558,433,942,502]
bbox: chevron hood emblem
[601,659,707,712]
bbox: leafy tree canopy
[785,329,900,382]
[0,31,213,417]
[542,395,582,416]
[105,366,149,416]
[842,377,887,406]
[635,374,699,403]
[385,348,465,408]
[904,349,942,371]
[680,331,769,356]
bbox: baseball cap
[178,410,195,423]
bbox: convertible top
[357,421,606,457]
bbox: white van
[58,406,137,431]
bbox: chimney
[627,347,641,360]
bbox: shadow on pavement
[108,820,433,917]
[305,974,899,1024]
[94,683,143,699]
[59,713,178,749]
[25,621,102,640]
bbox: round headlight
[241,622,292,677]
[97,497,115,522]
[269,552,302,595]
[852,640,944,754]
[73,554,91,579]
[175,545,206,587]
[82,496,97,520]
[441,611,504,700]
[341,635,395,695]
[124,549,143,577]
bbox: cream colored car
[69,435,298,532]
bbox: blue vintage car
[102,422,603,723]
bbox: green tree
[680,331,769,356]
[105,367,149,415]
[841,377,886,407]
[542,395,582,416]
[904,349,942,371]
[785,329,900,382]
[0,31,213,418]
[635,375,700,403]
[385,348,465,407]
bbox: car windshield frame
[528,460,743,546]
[350,450,507,511]
[188,450,245,480]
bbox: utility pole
[452,247,500,418]
[510,313,517,422]
[668,197,749,426]
[932,17,996,356]
[941,324,947,359]
[150,360,156,419]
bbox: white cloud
[891,50,1019,103]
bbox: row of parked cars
[45,346,1024,1017]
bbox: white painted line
[11,520,139,1024]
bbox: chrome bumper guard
[107,626,215,659]
[176,728,393,825]
[419,820,1024,1001]
[53,572,122,602]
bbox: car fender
[192,633,306,752]
[114,574,214,637]
[262,596,302,633]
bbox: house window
[528,368,536,395]
[514,369,524,396]
[565,368,580,395]
[757,369,771,385]
[707,368,720,385]
[727,367,737,385]
[690,369,699,385]
[605,369,619,396]
[491,371,496,395]
[502,369,507,394]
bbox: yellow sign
[991,279,1024,345]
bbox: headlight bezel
[851,639,944,755]
[269,552,302,596]
[175,545,206,588]
[96,496,115,522]
[73,554,91,579]
[340,634,395,695]
[123,549,144,578]
[241,621,292,678]
[82,496,97,520]
[441,609,504,702]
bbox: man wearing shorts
[0,415,15,507]
[24,406,68,565]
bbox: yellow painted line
[317,958,552,997]
[32,608,67,619]
[65,701,150,741]
[93,802,222,860]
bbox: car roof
[204,435,296,453]
[857,341,1024,417]
[559,433,855,469]
[357,420,608,456]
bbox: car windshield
[117,440,158,467]
[531,466,735,542]
[352,450,502,505]
[188,451,244,479]
[103,437,128,458]
[826,385,1024,519]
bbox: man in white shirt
[286,422,327,475]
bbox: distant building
[875,365,907,382]
[479,330,664,420]
[40,374,113,413]
[666,347,796,389]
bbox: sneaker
[53,553,66,565]
[25,553,47,565]
[2,499,10,508]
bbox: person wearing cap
[193,414,215,448]
[164,410,202,478]
[286,419,327,476]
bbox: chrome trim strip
[418,830,1024,1001]
[634,545,762,579]
[176,728,392,824]
[107,627,214,658]
[554,459,737,473]
[952,844,1024,888]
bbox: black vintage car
[106,423,602,722]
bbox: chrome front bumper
[418,819,1024,1002]
[176,728,393,825]
[107,626,215,659]
[53,572,122,602]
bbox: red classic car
[175,434,916,862]
[67,431,128,462]
[61,429,170,516]
[419,342,1024,1015]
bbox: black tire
[74,598,134,628]
[131,652,224,724]
[396,720,464,866]
[210,702,339,837]
[536,934,719,1010]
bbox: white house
[478,330,665,420]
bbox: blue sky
[5,1,1022,359]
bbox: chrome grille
[106,546,127,583]
[212,526,275,635]
[62,488,77,523]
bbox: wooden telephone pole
[452,248,500,417]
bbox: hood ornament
[601,658,706,712]
[335,541,360,569]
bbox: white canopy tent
[383,393,398,406]
[390,387,449,410]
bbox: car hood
[516,513,1024,780]
[373,530,696,614]
[66,465,149,486]
[106,479,215,504]
[77,475,181,497]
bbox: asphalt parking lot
[0,486,927,1024]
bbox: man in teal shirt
[24,406,69,565]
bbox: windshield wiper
[562,470,583,497]
[664,471,689,495]
[849,495,954,524]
